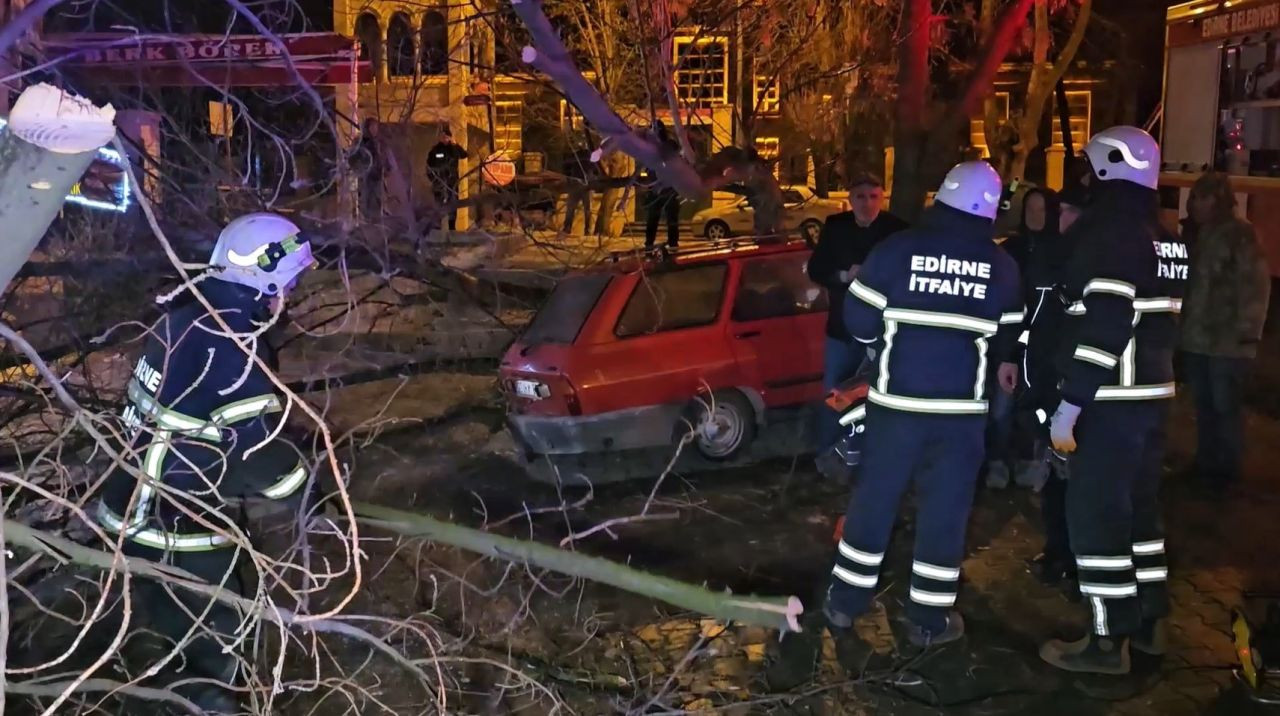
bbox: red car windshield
[522,273,613,345]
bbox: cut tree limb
[351,501,804,633]
[0,84,116,293]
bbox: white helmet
[1084,126,1160,190]
[935,161,1002,220]
[209,213,315,296]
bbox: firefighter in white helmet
[1038,126,1187,674]
[98,212,318,712]
[820,161,1024,656]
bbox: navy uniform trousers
[1068,400,1171,636]
[827,405,986,635]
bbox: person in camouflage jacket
[1180,172,1271,486]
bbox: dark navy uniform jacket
[99,279,305,551]
[1056,180,1187,406]
[844,204,1024,416]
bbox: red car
[500,240,830,464]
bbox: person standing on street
[824,161,1023,652]
[1179,172,1271,489]
[1027,181,1089,590]
[1040,126,1188,675]
[97,213,318,713]
[427,125,468,231]
[984,187,1061,489]
[806,173,907,468]
[644,121,683,249]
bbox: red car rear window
[614,263,728,338]
[522,273,613,345]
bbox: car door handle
[735,330,762,339]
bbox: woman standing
[986,187,1062,489]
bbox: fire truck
[1162,0,1280,276]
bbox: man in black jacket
[1039,126,1187,675]
[807,174,907,458]
[427,126,468,231]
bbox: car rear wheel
[680,390,756,461]
[704,220,731,241]
[800,219,823,243]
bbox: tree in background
[890,0,1037,220]
[982,0,1093,182]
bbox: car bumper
[508,404,684,455]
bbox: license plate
[514,380,543,399]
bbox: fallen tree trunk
[0,84,116,292]
[352,501,803,633]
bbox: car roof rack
[605,235,808,266]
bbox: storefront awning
[41,32,371,86]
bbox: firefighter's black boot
[1130,618,1167,656]
[1040,633,1131,675]
[901,611,966,650]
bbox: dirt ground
[280,366,1280,716]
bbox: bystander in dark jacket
[806,174,907,464]
[1180,172,1271,486]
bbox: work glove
[1049,401,1082,455]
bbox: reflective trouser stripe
[1076,555,1133,570]
[1132,539,1165,555]
[832,565,878,588]
[261,462,308,499]
[838,541,883,566]
[909,587,956,607]
[97,503,232,551]
[1136,568,1168,582]
[913,561,960,581]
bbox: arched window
[387,13,415,77]
[420,10,448,76]
[354,13,382,78]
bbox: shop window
[420,10,448,75]
[355,13,382,78]
[732,254,827,322]
[674,36,728,108]
[387,12,415,77]
[616,264,729,337]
